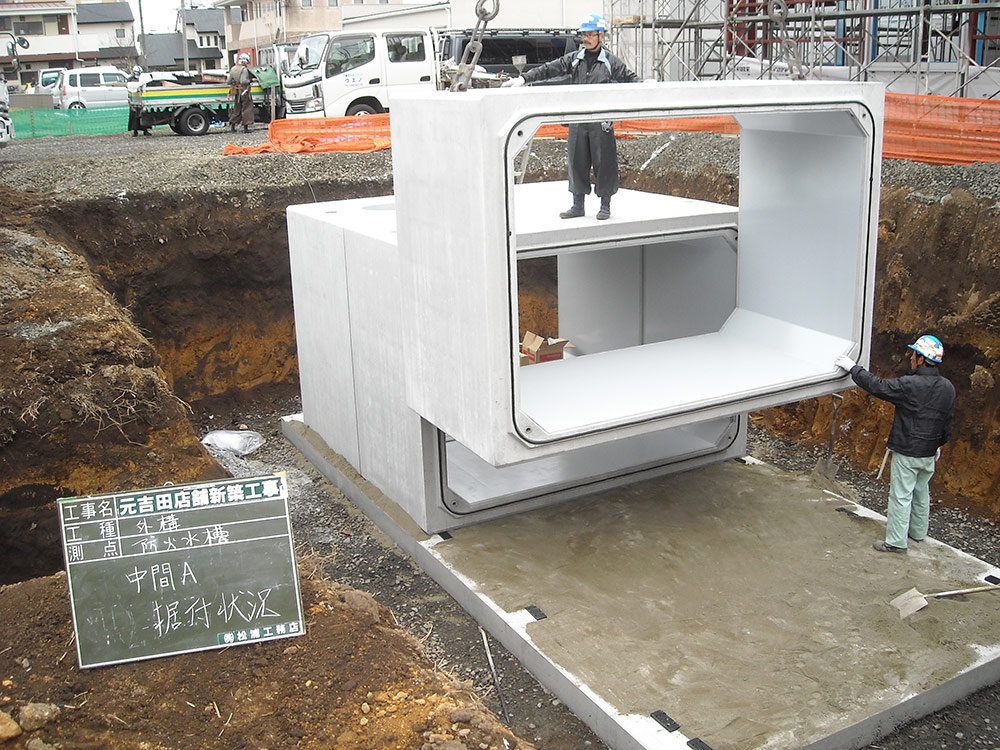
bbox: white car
[53,66,128,109]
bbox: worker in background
[228,52,254,134]
[835,335,956,554]
[126,66,151,137]
[501,13,639,220]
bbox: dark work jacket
[522,46,639,85]
[848,364,956,457]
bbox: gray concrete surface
[284,412,1000,750]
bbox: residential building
[141,7,225,73]
[0,0,136,87]
[213,0,395,65]
[212,0,592,66]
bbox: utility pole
[181,0,189,74]
[136,0,146,66]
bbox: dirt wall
[754,187,1000,516]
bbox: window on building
[302,0,313,7]
[0,18,11,31]
[116,28,126,39]
[14,21,44,35]
[327,0,338,5]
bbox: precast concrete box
[287,80,883,533]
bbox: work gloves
[834,355,857,372]
[501,76,525,88]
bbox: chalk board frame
[58,472,304,669]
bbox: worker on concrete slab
[501,13,639,220]
[228,53,254,134]
[835,335,956,554]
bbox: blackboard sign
[58,473,304,669]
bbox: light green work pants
[886,452,936,548]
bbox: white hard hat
[909,334,944,363]
[238,52,251,64]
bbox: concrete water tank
[287,80,883,532]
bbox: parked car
[52,66,128,109]
[37,67,66,93]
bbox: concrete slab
[283,415,1000,750]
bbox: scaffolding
[606,0,1000,98]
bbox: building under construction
[607,0,1000,97]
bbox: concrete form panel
[557,245,644,354]
[286,203,360,469]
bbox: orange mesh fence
[225,95,1000,165]
[884,92,1000,165]
[223,113,392,155]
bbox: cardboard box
[521,331,572,365]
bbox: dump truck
[127,66,282,136]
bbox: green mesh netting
[11,105,133,138]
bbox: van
[53,66,128,109]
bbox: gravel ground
[5,127,1000,747]
[5,123,1000,205]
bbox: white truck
[282,28,578,118]
[283,30,434,118]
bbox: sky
[126,0,193,35]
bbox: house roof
[142,33,223,67]
[180,8,225,34]
[0,1,73,15]
[97,45,139,59]
[77,2,134,24]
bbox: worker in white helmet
[227,52,254,133]
[502,13,639,220]
[835,334,956,553]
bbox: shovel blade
[890,587,929,618]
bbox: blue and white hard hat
[579,13,608,32]
[908,334,944,363]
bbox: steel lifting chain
[450,0,500,92]
[768,0,808,80]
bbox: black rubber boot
[596,198,611,220]
[560,194,585,219]
[230,123,236,133]
[243,125,250,133]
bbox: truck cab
[283,30,433,118]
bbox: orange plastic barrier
[884,92,1000,165]
[226,95,1000,165]
[224,113,392,155]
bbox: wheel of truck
[178,108,210,136]
[68,102,85,110]
[169,122,182,134]
[346,103,379,117]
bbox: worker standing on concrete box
[835,335,956,554]
[228,53,254,134]
[501,13,639,220]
